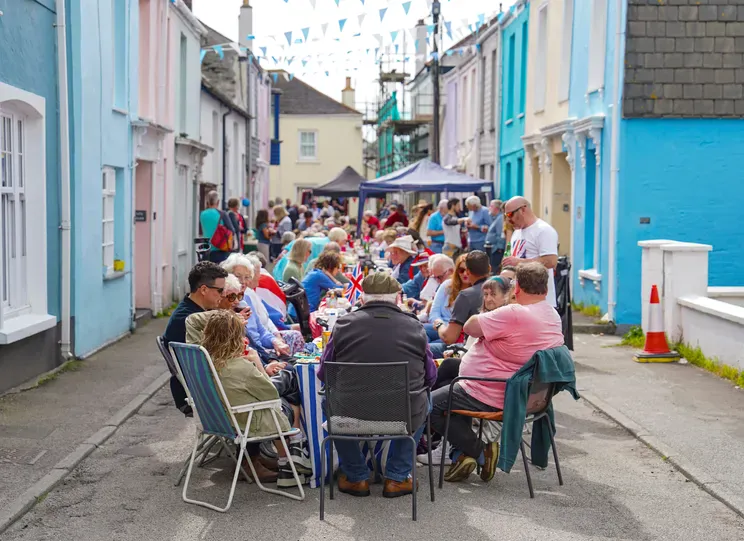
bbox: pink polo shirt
[458,301,564,409]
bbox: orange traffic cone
[634,285,680,363]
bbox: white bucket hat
[387,235,418,256]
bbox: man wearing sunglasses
[163,261,229,416]
[502,196,559,307]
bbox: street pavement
[5,387,744,540]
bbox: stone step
[572,311,616,335]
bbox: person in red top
[363,210,380,229]
[385,204,409,227]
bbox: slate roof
[269,73,361,116]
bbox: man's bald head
[504,196,535,228]
[504,196,529,213]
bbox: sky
[193,0,508,114]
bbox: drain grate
[0,447,47,465]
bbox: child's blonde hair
[201,310,245,370]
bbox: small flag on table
[344,264,364,304]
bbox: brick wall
[624,1,744,117]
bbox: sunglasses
[505,205,526,219]
[204,284,224,294]
[458,267,468,275]
[224,293,241,302]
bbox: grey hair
[207,190,220,207]
[437,199,449,211]
[224,274,243,294]
[490,199,503,209]
[221,253,255,277]
[429,253,455,274]
[328,227,347,244]
[362,293,398,304]
[466,195,481,208]
[281,231,296,244]
[246,255,263,270]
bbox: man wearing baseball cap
[318,272,437,499]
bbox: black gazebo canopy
[312,166,366,197]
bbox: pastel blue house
[0,0,62,392]
[567,0,744,327]
[498,0,529,201]
[67,0,139,356]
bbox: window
[517,156,524,195]
[491,50,498,129]
[559,0,574,102]
[299,131,317,161]
[504,162,512,199]
[113,0,127,109]
[461,75,468,138]
[534,6,548,113]
[1,114,27,313]
[506,34,515,120]
[479,55,486,132]
[178,33,188,133]
[102,167,116,275]
[250,67,258,137]
[470,67,477,137]
[519,21,528,115]
[588,0,608,92]
[176,165,189,252]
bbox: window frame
[298,130,318,161]
[533,4,549,113]
[588,0,608,94]
[102,166,116,276]
[558,0,574,103]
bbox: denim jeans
[423,323,441,343]
[429,341,447,359]
[335,424,427,483]
[429,241,444,254]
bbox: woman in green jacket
[282,238,312,284]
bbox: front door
[135,162,152,309]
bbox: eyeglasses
[505,205,526,219]
[457,267,468,275]
[204,284,224,294]
[224,293,241,302]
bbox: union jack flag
[344,263,364,304]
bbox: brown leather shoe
[243,456,279,483]
[338,474,370,497]
[382,477,416,498]
[258,454,279,472]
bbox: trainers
[480,441,500,483]
[277,461,306,488]
[444,455,477,483]
[417,444,452,466]
[289,440,312,475]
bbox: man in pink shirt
[430,262,564,484]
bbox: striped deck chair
[169,342,305,512]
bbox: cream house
[521,0,575,257]
[269,74,363,203]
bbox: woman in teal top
[199,190,236,264]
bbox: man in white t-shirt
[501,196,559,307]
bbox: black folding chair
[281,278,313,341]
[156,336,224,486]
[319,362,435,521]
[438,358,563,498]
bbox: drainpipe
[607,0,624,322]
[56,0,73,360]
[222,108,231,209]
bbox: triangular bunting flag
[360,0,364,4]
[373,34,383,47]
[379,8,387,22]
[302,59,308,67]
[282,72,290,81]
[446,50,454,56]
[334,0,340,6]
[415,39,419,52]
[287,57,294,66]
[427,24,434,35]
[260,46,267,57]
[272,73,279,83]
[302,27,310,41]
[213,45,224,59]
[228,43,241,54]
[394,44,399,54]
[321,23,328,36]
[339,19,347,32]
[200,50,207,63]
[284,31,292,46]
[272,56,279,64]
[358,14,366,27]
[402,1,411,14]
[246,34,255,41]
[445,21,452,40]
[390,30,399,42]
[325,71,329,76]
[289,73,294,81]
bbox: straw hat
[387,235,418,256]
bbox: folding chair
[437,359,563,498]
[169,342,305,512]
[156,336,225,486]
[319,362,435,522]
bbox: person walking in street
[270,206,293,261]
[502,196,559,307]
[200,190,237,264]
[227,198,246,253]
[442,199,465,259]
[412,203,433,248]
[318,272,437,498]
[426,200,448,254]
[484,199,505,272]
[465,196,492,253]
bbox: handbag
[209,211,234,252]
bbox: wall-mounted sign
[135,210,147,222]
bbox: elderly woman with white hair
[464,195,492,252]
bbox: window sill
[296,160,319,164]
[578,269,602,292]
[112,107,128,116]
[517,113,525,119]
[489,128,496,133]
[104,271,129,282]
[505,119,514,126]
[0,313,57,345]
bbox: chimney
[239,0,253,49]
[415,19,427,75]
[341,77,355,109]
[182,0,193,10]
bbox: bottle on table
[503,242,512,258]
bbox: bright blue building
[498,0,529,201]
[0,0,62,392]
[567,0,744,327]
[67,0,139,357]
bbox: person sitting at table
[430,251,491,358]
[388,235,418,284]
[431,262,564,483]
[195,310,312,487]
[308,242,351,286]
[300,251,344,313]
[283,239,312,284]
[416,254,456,321]
[401,254,430,300]
[423,254,469,344]
[318,273,437,498]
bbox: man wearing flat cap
[318,272,437,499]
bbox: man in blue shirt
[465,196,492,252]
[402,256,430,299]
[426,200,448,253]
[484,199,505,272]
